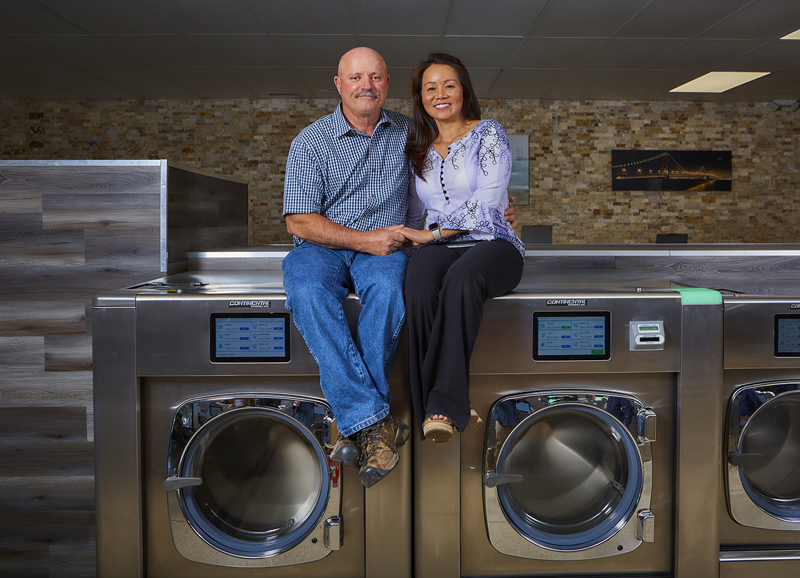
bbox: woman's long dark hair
[407,53,481,180]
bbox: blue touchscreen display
[533,312,611,361]
[211,313,290,362]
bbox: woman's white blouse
[407,119,524,257]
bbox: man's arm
[286,213,407,256]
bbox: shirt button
[372,168,376,172]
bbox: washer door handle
[163,476,203,492]
[727,451,764,467]
[484,471,524,487]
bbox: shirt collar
[333,103,392,137]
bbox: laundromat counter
[188,243,800,285]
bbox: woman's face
[421,64,463,124]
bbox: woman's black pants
[404,239,524,439]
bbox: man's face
[334,48,389,122]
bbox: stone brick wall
[2,98,798,244]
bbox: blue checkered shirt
[283,104,412,246]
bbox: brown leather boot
[357,415,410,488]
[330,434,360,469]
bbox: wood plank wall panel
[0,164,162,578]
[0,162,248,577]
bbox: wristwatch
[428,222,443,241]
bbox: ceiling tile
[156,67,253,96]
[294,67,340,96]
[269,35,359,67]
[0,0,85,34]
[616,0,752,39]
[491,69,572,92]
[724,71,800,97]
[723,40,800,71]
[604,70,703,95]
[225,67,310,95]
[347,0,450,35]
[579,39,686,70]
[651,39,769,71]
[38,0,174,34]
[17,67,139,98]
[357,36,441,68]
[445,0,548,36]
[509,38,607,68]
[186,35,288,67]
[0,36,65,67]
[701,0,800,40]
[242,0,355,34]
[440,37,525,68]
[146,0,265,34]
[12,35,141,67]
[530,0,653,37]
[86,67,186,92]
[554,69,637,92]
[0,67,81,99]
[99,35,215,67]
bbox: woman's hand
[401,227,434,246]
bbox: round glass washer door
[496,403,643,551]
[738,391,800,521]
[177,407,330,558]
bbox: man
[282,47,411,488]
[282,47,516,488]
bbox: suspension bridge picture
[611,150,732,192]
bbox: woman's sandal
[461,407,484,434]
[423,414,453,443]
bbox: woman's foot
[423,414,453,443]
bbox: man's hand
[286,213,407,255]
[357,225,408,255]
[504,195,517,229]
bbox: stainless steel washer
[93,272,412,578]
[720,291,800,578]
[414,273,723,578]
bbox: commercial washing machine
[93,271,412,578]
[414,272,723,578]
[720,287,800,578]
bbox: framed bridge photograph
[611,150,732,192]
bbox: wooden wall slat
[44,336,93,372]
[84,228,160,270]
[42,193,160,230]
[0,477,95,512]
[0,372,93,407]
[0,165,161,195]
[0,407,87,442]
[0,301,86,336]
[0,442,93,478]
[0,192,43,232]
[0,230,85,268]
[0,546,48,578]
[0,337,45,372]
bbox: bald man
[282,48,412,488]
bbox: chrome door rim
[727,382,800,529]
[484,391,654,560]
[164,395,341,567]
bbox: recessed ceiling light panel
[781,28,800,40]
[670,72,770,93]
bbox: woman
[403,53,525,442]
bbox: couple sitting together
[282,47,524,488]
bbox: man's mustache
[355,90,380,98]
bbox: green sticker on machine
[670,288,722,305]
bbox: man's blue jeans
[282,242,408,438]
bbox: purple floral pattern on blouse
[407,119,525,258]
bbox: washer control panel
[630,321,666,351]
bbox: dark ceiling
[2,0,800,102]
